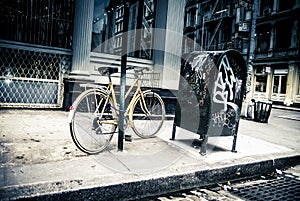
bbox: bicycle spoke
[131,92,165,138]
[70,90,117,154]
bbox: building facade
[183,0,300,106]
[183,0,254,95]
[1,0,299,109]
[183,0,254,53]
[0,0,185,110]
[251,0,300,106]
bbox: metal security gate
[0,41,71,108]
[0,0,74,108]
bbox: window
[236,7,252,22]
[116,6,124,18]
[276,20,293,49]
[186,7,197,27]
[245,10,252,20]
[255,75,267,92]
[259,0,273,16]
[91,0,109,51]
[92,0,155,60]
[236,7,241,23]
[273,76,279,93]
[272,67,288,94]
[278,0,295,12]
[281,76,287,94]
[114,35,122,48]
[273,75,287,94]
[256,24,271,52]
[255,66,267,92]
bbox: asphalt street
[239,108,300,151]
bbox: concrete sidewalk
[0,109,300,200]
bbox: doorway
[272,73,287,101]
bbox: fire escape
[137,0,155,59]
[202,0,230,50]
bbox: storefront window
[91,0,109,52]
[255,75,267,92]
[255,66,267,92]
[273,75,287,94]
[91,0,155,60]
[273,76,279,93]
[280,75,287,94]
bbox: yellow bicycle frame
[98,76,151,128]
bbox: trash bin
[253,100,272,123]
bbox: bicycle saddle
[98,67,118,75]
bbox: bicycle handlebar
[126,66,150,72]
[98,66,150,79]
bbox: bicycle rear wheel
[70,89,117,154]
[131,91,165,138]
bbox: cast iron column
[71,0,94,75]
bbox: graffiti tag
[213,54,239,112]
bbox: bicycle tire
[70,89,117,154]
[131,91,165,138]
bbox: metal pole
[247,0,258,83]
[201,16,205,49]
[249,0,258,59]
[118,1,130,151]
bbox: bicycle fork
[139,92,152,116]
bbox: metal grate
[0,0,74,49]
[138,170,300,201]
[230,175,300,201]
[0,44,71,108]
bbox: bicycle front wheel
[131,91,165,138]
[70,89,117,154]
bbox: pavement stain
[30,138,41,142]
[15,154,25,160]
[0,110,81,167]
[0,139,81,167]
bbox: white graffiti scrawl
[220,54,236,100]
[213,54,238,112]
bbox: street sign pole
[118,1,130,151]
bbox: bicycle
[68,66,166,154]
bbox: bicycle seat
[98,67,118,76]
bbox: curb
[1,155,300,201]
[272,105,300,112]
